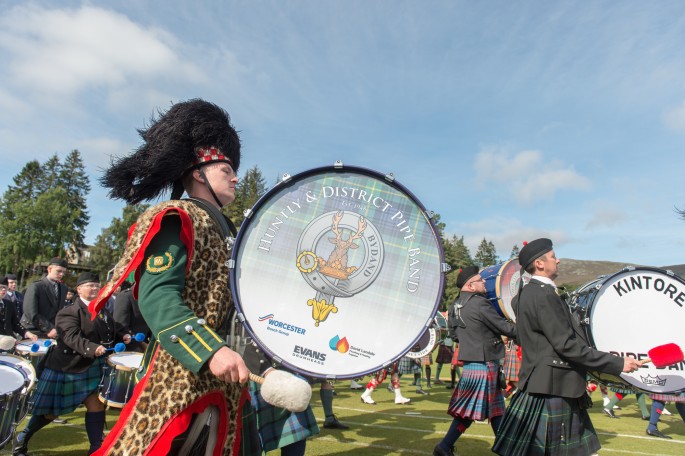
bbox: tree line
[0,155,521,308]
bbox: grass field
[2,379,684,455]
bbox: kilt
[650,392,685,402]
[502,342,521,382]
[447,361,505,421]
[436,344,454,364]
[492,390,600,456]
[31,357,106,416]
[248,379,319,452]
[419,354,433,366]
[398,355,422,375]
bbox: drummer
[13,272,131,456]
[493,238,642,456]
[434,266,517,456]
[0,277,37,342]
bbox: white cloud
[0,5,202,99]
[585,207,630,229]
[474,146,592,204]
[663,99,685,131]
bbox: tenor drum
[0,354,36,422]
[569,267,685,393]
[230,163,446,379]
[480,259,531,321]
[0,362,27,449]
[15,339,55,371]
[98,352,143,408]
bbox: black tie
[53,281,59,299]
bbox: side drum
[569,267,685,393]
[0,362,28,449]
[0,354,36,423]
[480,259,530,321]
[99,352,143,408]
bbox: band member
[21,257,68,338]
[646,393,685,439]
[434,266,516,456]
[0,277,36,341]
[89,99,250,455]
[14,272,131,456]
[493,238,641,456]
[5,273,24,317]
[361,363,411,405]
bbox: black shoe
[433,444,454,456]
[642,416,650,421]
[602,408,619,418]
[646,428,672,439]
[53,417,68,424]
[323,416,349,430]
[445,384,455,389]
[13,431,29,456]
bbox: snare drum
[15,338,55,371]
[230,163,446,379]
[568,267,685,393]
[98,352,143,408]
[0,354,36,422]
[480,259,531,321]
[0,362,28,448]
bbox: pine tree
[224,165,269,228]
[58,150,91,246]
[509,244,520,259]
[474,238,498,267]
[90,204,149,277]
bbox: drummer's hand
[208,346,249,384]
[622,357,641,373]
[24,331,38,341]
[47,328,58,339]
[95,345,107,357]
[123,334,132,344]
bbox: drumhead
[0,362,27,394]
[480,259,530,322]
[107,353,144,371]
[231,164,445,379]
[580,267,685,393]
[0,354,35,391]
[405,325,438,359]
[15,339,54,355]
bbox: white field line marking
[327,407,685,445]
[314,435,675,456]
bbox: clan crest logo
[296,211,384,326]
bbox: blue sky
[1,1,684,267]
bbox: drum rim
[0,353,36,390]
[481,258,519,320]
[578,266,685,394]
[0,360,29,394]
[229,164,446,379]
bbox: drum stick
[641,343,684,368]
[30,340,53,352]
[105,343,127,353]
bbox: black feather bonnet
[101,98,241,204]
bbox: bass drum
[405,313,447,359]
[230,163,446,379]
[569,267,685,393]
[480,259,531,321]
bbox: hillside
[556,258,685,288]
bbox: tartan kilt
[398,356,422,375]
[492,390,600,456]
[610,385,637,395]
[650,392,685,402]
[248,379,319,452]
[436,344,454,364]
[502,343,521,382]
[31,357,106,416]
[419,353,433,366]
[447,361,505,421]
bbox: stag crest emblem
[318,211,367,280]
[296,211,384,326]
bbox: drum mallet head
[134,333,146,342]
[644,343,684,368]
[31,343,40,352]
[251,370,312,412]
[43,340,52,347]
[0,335,15,351]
